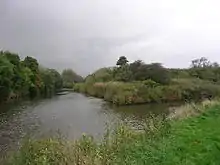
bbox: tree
[0,55,14,101]
[0,50,64,103]
[3,51,20,66]
[3,51,22,91]
[90,68,114,82]
[129,61,171,84]
[49,69,63,90]
[191,57,211,68]
[212,62,219,68]
[129,60,147,81]
[145,63,170,84]
[62,69,83,88]
[114,65,132,82]
[190,57,220,82]
[23,56,42,97]
[116,56,128,66]
[23,56,39,73]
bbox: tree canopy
[81,56,220,86]
[62,69,84,88]
[0,51,63,103]
[116,56,129,66]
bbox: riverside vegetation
[0,50,83,106]
[0,51,63,104]
[7,100,220,165]
[74,56,220,105]
[2,52,220,164]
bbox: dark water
[0,92,174,159]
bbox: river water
[0,92,174,159]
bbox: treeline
[84,56,170,84]
[0,51,64,103]
[0,50,83,104]
[74,56,220,105]
[62,69,83,88]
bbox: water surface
[0,92,173,159]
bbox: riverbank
[7,100,220,165]
[74,79,220,105]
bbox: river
[0,92,175,160]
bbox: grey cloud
[1,0,220,75]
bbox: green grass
[7,102,220,165]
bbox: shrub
[75,79,220,105]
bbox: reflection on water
[0,92,177,159]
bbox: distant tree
[191,57,211,68]
[212,62,219,68]
[129,60,143,73]
[116,56,129,66]
[128,61,170,84]
[62,69,83,88]
[39,68,63,95]
[144,63,170,85]
[190,57,220,82]
[49,69,63,90]
[129,60,146,81]
[90,68,114,82]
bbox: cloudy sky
[0,0,220,75]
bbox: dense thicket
[75,56,220,105]
[0,51,63,103]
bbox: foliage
[9,138,68,165]
[191,57,212,68]
[86,57,171,84]
[8,102,220,165]
[85,68,114,83]
[74,78,220,105]
[189,57,220,82]
[0,51,63,104]
[129,61,170,84]
[74,56,220,105]
[169,69,191,79]
[40,68,63,96]
[0,54,14,102]
[114,65,132,82]
[62,69,83,88]
[23,56,39,73]
[116,56,129,66]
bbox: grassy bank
[8,100,220,165]
[74,79,220,105]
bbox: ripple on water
[0,92,176,159]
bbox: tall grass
[7,101,220,165]
[74,79,220,105]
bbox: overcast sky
[0,0,220,75]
